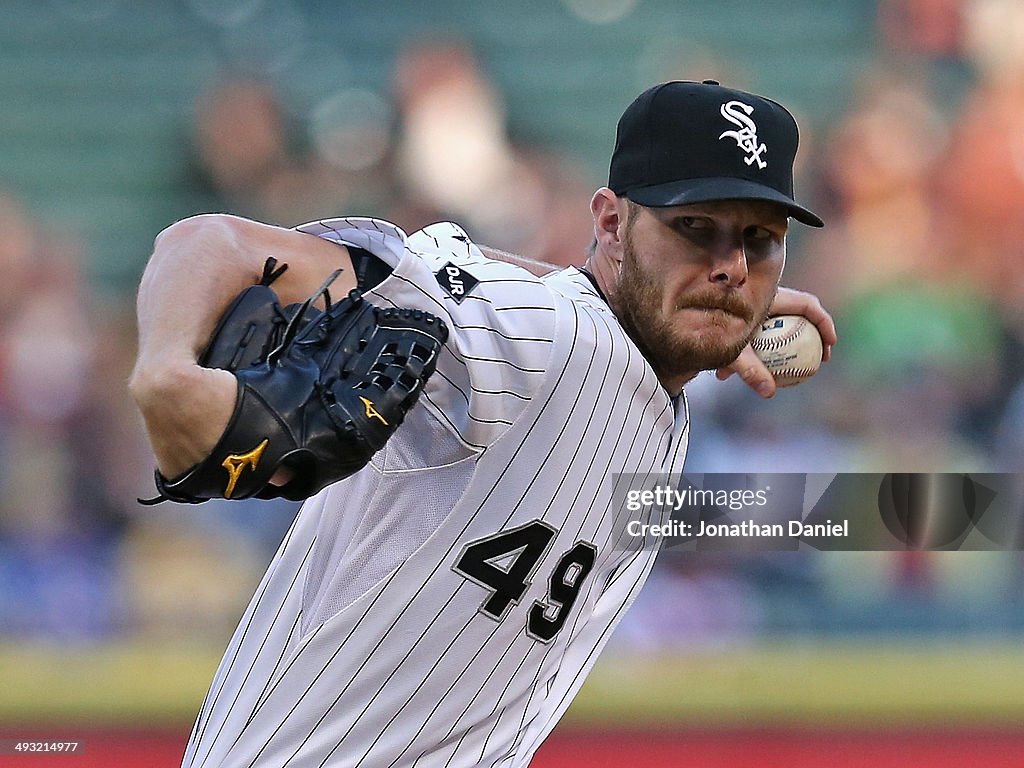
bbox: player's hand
[715,287,837,398]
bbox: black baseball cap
[608,80,823,227]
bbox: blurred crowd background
[1,0,1023,659]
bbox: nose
[709,235,748,287]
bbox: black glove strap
[347,246,393,291]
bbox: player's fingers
[270,467,295,486]
[769,287,837,362]
[724,345,776,398]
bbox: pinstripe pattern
[182,220,688,768]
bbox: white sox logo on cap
[718,100,767,169]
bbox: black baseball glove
[140,257,448,505]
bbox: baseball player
[130,80,835,767]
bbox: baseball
[751,314,823,387]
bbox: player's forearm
[130,213,355,477]
[134,216,250,376]
[130,215,263,476]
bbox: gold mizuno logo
[221,438,269,498]
[360,396,389,425]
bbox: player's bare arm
[717,286,837,397]
[129,213,356,478]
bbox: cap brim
[624,177,824,227]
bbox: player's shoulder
[405,224,639,381]
[406,222,556,310]
[541,266,612,314]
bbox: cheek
[756,249,785,280]
[750,253,784,292]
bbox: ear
[590,188,626,263]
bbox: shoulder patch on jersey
[435,262,480,303]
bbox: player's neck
[582,253,618,305]
[645,360,696,397]
[585,253,695,397]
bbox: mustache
[676,292,755,322]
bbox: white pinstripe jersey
[183,218,689,768]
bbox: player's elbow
[154,213,242,254]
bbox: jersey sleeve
[294,217,558,450]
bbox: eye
[745,225,787,251]
[678,216,712,231]
[745,225,775,241]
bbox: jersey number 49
[452,520,597,643]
